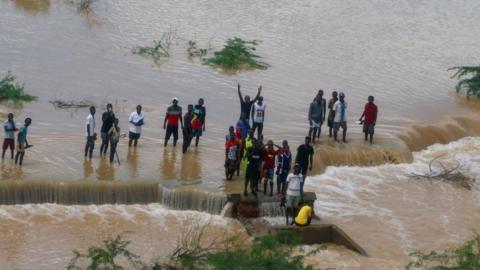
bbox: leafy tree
[449,66,480,98]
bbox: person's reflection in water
[160,148,177,180]
[14,0,50,14]
[180,150,201,183]
[96,157,115,181]
[126,148,139,178]
[83,159,94,179]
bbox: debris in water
[409,155,475,190]
[50,99,94,109]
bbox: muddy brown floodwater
[1,0,480,269]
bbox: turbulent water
[1,0,480,269]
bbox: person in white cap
[163,97,183,147]
[332,92,347,142]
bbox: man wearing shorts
[359,96,378,144]
[295,136,314,186]
[163,97,183,147]
[15,118,32,166]
[2,113,16,159]
[285,164,304,225]
[128,105,144,147]
[262,140,280,196]
[333,92,348,143]
[308,90,326,142]
[251,96,266,139]
[193,98,206,147]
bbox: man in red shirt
[359,96,378,144]
[163,97,183,147]
[225,126,240,180]
[263,140,281,196]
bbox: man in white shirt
[285,163,304,225]
[333,92,348,143]
[128,105,144,147]
[251,96,266,139]
[85,106,96,159]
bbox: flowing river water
[1,0,480,268]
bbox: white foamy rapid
[306,136,480,269]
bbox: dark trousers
[165,125,179,146]
[252,122,263,139]
[109,142,117,163]
[100,132,109,154]
[85,136,95,158]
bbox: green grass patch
[407,235,480,269]
[203,37,269,71]
[449,66,480,98]
[0,72,37,106]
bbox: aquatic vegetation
[203,37,269,71]
[67,230,318,269]
[407,235,480,269]
[67,233,146,270]
[449,66,480,98]
[187,40,208,58]
[133,30,176,62]
[0,72,37,106]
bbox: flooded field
[1,0,480,269]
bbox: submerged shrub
[449,66,480,98]
[133,30,176,63]
[407,235,480,269]
[0,72,37,105]
[203,37,269,71]
[187,40,208,58]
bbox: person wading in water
[15,118,32,166]
[308,90,326,143]
[84,106,96,159]
[2,113,16,159]
[193,98,206,147]
[327,91,338,137]
[237,83,262,126]
[359,95,378,144]
[164,97,183,147]
[333,92,348,143]
[128,105,144,147]
[182,104,194,153]
[100,103,115,155]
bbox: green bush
[407,235,480,270]
[449,66,480,98]
[66,231,318,270]
[0,72,37,105]
[203,37,269,71]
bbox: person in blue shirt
[15,117,32,166]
